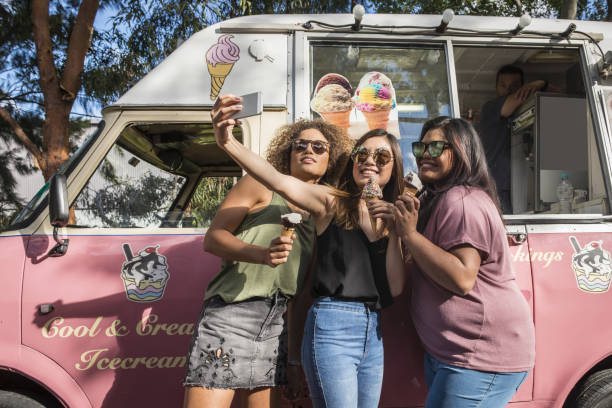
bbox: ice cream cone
[320,110,351,131]
[403,186,419,196]
[363,109,391,131]
[280,226,295,239]
[367,197,378,234]
[207,62,235,100]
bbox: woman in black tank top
[212,94,407,408]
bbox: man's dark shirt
[479,95,511,192]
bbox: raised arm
[213,95,332,218]
[204,175,293,267]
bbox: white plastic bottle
[556,173,574,213]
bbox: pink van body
[2,229,610,407]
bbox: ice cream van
[2,10,612,408]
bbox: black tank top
[311,221,393,310]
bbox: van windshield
[7,121,105,229]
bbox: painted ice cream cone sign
[310,73,354,131]
[280,213,302,238]
[362,177,383,235]
[120,244,170,302]
[206,34,240,100]
[355,72,397,131]
[569,237,612,293]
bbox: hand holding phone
[231,92,263,119]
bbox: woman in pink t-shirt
[393,116,535,407]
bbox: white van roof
[108,14,611,111]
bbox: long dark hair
[335,129,404,230]
[417,117,501,232]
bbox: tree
[0,0,105,181]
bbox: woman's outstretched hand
[211,94,243,148]
[393,194,420,244]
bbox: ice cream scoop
[280,213,302,238]
[355,72,396,131]
[206,35,240,100]
[403,171,423,196]
[311,84,354,113]
[315,73,353,95]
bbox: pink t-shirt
[409,186,535,372]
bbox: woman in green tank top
[183,119,351,407]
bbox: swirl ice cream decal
[569,236,612,293]
[206,34,240,100]
[121,244,170,302]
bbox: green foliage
[187,177,235,228]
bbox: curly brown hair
[265,119,352,186]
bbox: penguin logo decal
[120,243,170,302]
[569,236,612,293]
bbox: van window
[310,44,451,174]
[71,123,241,228]
[454,46,608,216]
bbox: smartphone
[231,91,263,119]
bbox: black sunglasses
[292,139,329,155]
[352,146,393,167]
[412,141,450,158]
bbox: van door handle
[507,232,527,245]
[38,304,55,315]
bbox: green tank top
[205,192,315,303]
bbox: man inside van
[479,65,549,213]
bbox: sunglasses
[292,139,329,155]
[412,141,450,158]
[352,146,393,167]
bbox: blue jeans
[302,298,384,408]
[424,352,529,408]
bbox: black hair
[496,65,524,86]
[417,116,502,232]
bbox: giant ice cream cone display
[206,35,240,100]
[355,72,396,131]
[362,177,383,235]
[310,73,354,132]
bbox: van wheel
[0,391,48,408]
[571,369,612,408]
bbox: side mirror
[49,174,69,227]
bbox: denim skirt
[184,292,288,389]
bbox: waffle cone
[280,227,295,239]
[403,186,419,196]
[319,110,351,131]
[207,62,235,100]
[367,197,379,234]
[362,109,391,131]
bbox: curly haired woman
[183,118,351,408]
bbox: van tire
[0,391,48,408]
[572,369,612,408]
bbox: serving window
[310,43,451,174]
[453,45,608,216]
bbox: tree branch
[31,0,62,111]
[0,106,43,167]
[63,0,100,103]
